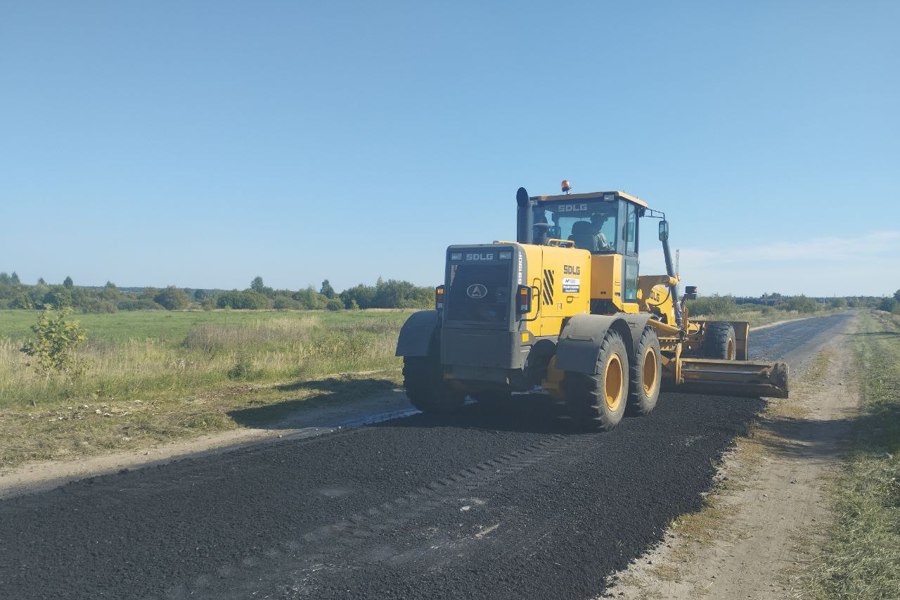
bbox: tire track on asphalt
[154,433,593,599]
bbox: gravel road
[0,313,852,600]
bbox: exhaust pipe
[516,187,533,244]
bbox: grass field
[0,305,837,470]
[804,311,900,599]
[0,309,411,468]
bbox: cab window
[625,203,637,255]
[533,200,618,254]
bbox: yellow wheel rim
[727,339,735,360]
[604,354,624,411]
[642,348,658,396]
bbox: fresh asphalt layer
[0,313,852,600]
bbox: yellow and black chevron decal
[542,269,555,305]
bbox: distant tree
[340,284,376,309]
[272,295,301,310]
[292,286,326,309]
[878,297,896,312]
[686,295,737,316]
[894,289,900,302]
[250,276,274,297]
[320,279,336,299]
[63,276,74,289]
[828,297,847,309]
[10,272,20,285]
[43,286,73,309]
[781,295,821,314]
[325,298,343,311]
[9,292,33,309]
[37,277,46,285]
[217,290,271,310]
[0,273,9,286]
[105,281,116,289]
[372,279,433,309]
[193,289,207,301]
[154,286,191,310]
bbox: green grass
[804,311,900,599]
[0,309,411,468]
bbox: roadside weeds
[797,311,900,600]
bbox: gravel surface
[0,313,852,600]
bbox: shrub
[325,298,343,311]
[217,290,271,310]
[20,308,87,381]
[780,295,821,313]
[272,296,301,310]
[227,354,256,380]
[686,294,737,316]
[154,286,191,310]
[117,298,163,311]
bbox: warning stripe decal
[542,269,555,306]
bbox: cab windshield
[533,200,618,254]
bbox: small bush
[227,354,256,380]
[20,308,87,381]
[325,299,343,311]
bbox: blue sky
[2,1,898,296]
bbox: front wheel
[403,356,465,414]
[627,327,661,416]
[563,330,629,430]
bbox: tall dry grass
[0,313,404,408]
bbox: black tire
[402,355,465,414]
[703,322,737,360]
[627,327,662,416]
[562,330,629,431]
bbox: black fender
[395,310,441,357]
[555,313,654,374]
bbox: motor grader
[396,184,789,429]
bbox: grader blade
[669,358,789,398]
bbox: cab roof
[531,190,649,209]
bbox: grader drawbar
[396,183,789,430]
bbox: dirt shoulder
[0,390,412,500]
[605,315,859,599]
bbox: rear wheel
[403,355,465,414]
[627,327,661,416]
[563,330,629,430]
[703,322,737,360]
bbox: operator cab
[530,191,647,256]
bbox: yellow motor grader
[396,185,789,429]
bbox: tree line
[688,291,900,316]
[1,271,898,315]
[0,272,435,312]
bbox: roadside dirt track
[0,314,852,599]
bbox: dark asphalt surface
[0,313,853,600]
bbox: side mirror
[658,220,669,242]
[684,285,698,301]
